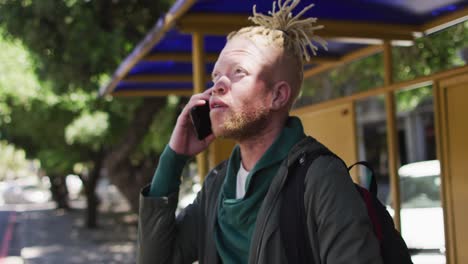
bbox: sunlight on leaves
[0,140,38,180]
[0,31,40,102]
[65,111,109,150]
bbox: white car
[1,183,51,204]
[388,160,446,264]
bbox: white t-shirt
[236,162,250,199]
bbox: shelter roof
[101,0,468,97]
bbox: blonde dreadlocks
[228,0,327,63]
[227,0,327,106]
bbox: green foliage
[0,41,38,100]
[0,32,73,174]
[2,95,84,174]
[37,148,81,175]
[394,21,468,82]
[0,0,173,152]
[140,96,179,154]
[0,29,53,125]
[0,0,172,94]
[396,86,433,113]
[0,140,38,180]
[328,53,384,93]
[65,111,109,151]
[0,0,173,179]
[296,53,384,107]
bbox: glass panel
[394,21,467,83]
[295,21,467,110]
[395,86,445,263]
[355,95,389,204]
[294,53,384,108]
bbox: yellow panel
[209,138,236,169]
[292,102,358,182]
[445,84,468,263]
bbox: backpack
[279,147,413,264]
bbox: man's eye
[235,68,245,74]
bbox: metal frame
[383,41,402,231]
[192,31,209,180]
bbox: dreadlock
[228,0,327,64]
[226,0,327,107]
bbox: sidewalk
[6,200,138,264]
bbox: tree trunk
[102,97,168,213]
[106,155,158,212]
[48,174,70,210]
[85,157,103,228]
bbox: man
[138,1,383,263]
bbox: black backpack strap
[281,146,413,264]
[372,198,413,264]
[348,164,413,264]
[348,161,378,195]
[280,147,334,264]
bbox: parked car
[388,160,445,264]
[1,181,51,204]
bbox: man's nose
[212,76,229,95]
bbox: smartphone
[189,101,212,140]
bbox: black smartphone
[189,101,212,140]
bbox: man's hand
[168,88,216,156]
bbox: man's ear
[270,81,291,110]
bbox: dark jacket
[137,137,383,264]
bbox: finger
[202,87,213,97]
[184,99,208,114]
[192,88,212,103]
[180,96,208,116]
[189,91,211,106]
[191,88,212,99]
[203,133,216,145]
[193,99,208,106]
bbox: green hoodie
[215,117,305,264]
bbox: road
[0,211,17,261]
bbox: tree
[0,0,175,227]
[0,32,76,208]
[0,141,38,181]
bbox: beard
[212,105,270,141]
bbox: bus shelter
[101,1,468,263]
